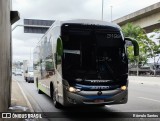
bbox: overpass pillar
[0,0,12,112]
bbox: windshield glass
[62,28,128,81]
[16,69,21,72]
[28,67,33,72]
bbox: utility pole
[12,24,50,31]
[30,48,32,60]
[102,0,104,21]
[110,6,113,22]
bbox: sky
[12,0,160,62]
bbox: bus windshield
[62,27,128,82]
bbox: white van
[23,60,34,83]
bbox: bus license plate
[94,100,104,103]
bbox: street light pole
[30,48,31,60]
[12,24,50,31]
[102,0,104,21]
[110,5,113,22]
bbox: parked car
[150,64,160,75]
[21,69,24,73]
[129,64,151,75]
[14,69,22,76]
[23,60,34,83]
[12,68,17,75]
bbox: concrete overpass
[113,2,160,33]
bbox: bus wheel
[38,88,43,94]
[25,78,28,82]
[36,78,38,88]
[37,83,43,94]
[53,90,62,109]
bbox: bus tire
[25,77,28,82]
[50,84,62,109]
[53,90,62,109]
[36,78,38,88]
[38,88,43,94]
[37,81,43,94]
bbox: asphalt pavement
[12,75,160,121]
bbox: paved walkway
[10,80,29,110]
[4,80,31,121]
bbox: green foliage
[148,28,160,63]
[122,23,160,65]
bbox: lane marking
[138,97,160,103]
[15,79,34,112]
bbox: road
[12,75,160,121]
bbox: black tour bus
[33,19,139,108]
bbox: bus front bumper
[63,88,128,106]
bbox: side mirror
[25,70,28,73]
[125,37,139,56]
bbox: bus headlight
[68,87,81,92]
[121,86,127,91]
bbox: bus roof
[60,19,121,29]
[34,19,121,48]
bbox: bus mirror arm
[125,37,139,56]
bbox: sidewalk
[4,80,31,121]
[10,80,29,110]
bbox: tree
[149,28,160,64]
[122,23,158,66]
